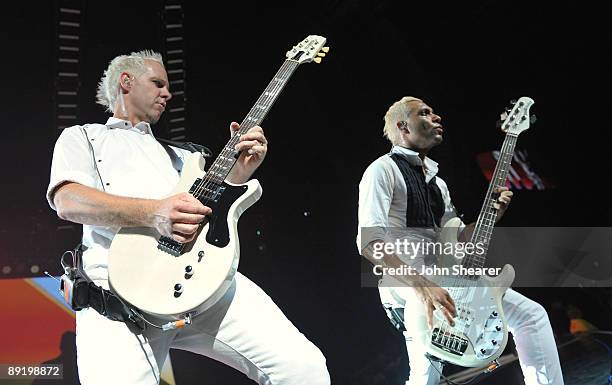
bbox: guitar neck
[201,59,300,185]
[465,133,519,269]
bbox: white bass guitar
[406,97,535,368]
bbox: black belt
[88,283,145,330]
[71,278,145,331]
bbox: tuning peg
[317,52,326,57]
[314,57,322,64]
[510,99,517,105]
[530,114,537,124]
[321,46,330,53]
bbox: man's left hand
[227,122,268,183]
[493,186,513,222]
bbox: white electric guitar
[405,97,535,368]
[108,36,329,320]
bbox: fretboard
[463,133,519,270]
[199,60,300,186]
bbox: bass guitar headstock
[497,97,536,135]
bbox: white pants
[379,287,564,385]
[76,272,330,385]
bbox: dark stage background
[1,1,610,384]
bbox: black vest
[389,153,445,228]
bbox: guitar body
[404,273,514,367]
[404,216,515,367]
[108,152,262,320]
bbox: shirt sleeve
[46,125,99,211]
[356,158,395,254]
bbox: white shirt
[47,117,192,282]
[356,146,464,263]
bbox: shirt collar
[105,117,153,136]
[390,145,439,178]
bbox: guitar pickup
[158,236,183,257]
[189,179,225,204]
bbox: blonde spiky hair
[96,50,164,113]
[383,96,422,145]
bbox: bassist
[357,96,563,384]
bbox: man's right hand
[413,278,457,329]
[151,192,212,243]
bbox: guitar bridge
[431,328,468,356]
[158,236,183,257]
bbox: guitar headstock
[498,96,535,135]
[286,35,328,64]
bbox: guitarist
[47,50,330,385]
[357,96,564,384]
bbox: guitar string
[440,133,511,342]
[434,127,516,349]
[438,132,516,351]
[448,135,516,350]
[183,60,295,244]
[201,60,296,192]
[436,131,503,347]
[170,60,298,251]
[444,135,516,350]
[466,135,516,267]
[184,60,290,213]
[451,134,513,295]
[192,60,296,202]
[435,107,525,354]
[197,60,296,196]
[464,134,514,269]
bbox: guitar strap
[157,137,213,159]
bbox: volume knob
[185,265,194,279]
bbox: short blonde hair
[383,96,422,145]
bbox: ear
[397,121,409,133]
[119,72,132,93]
